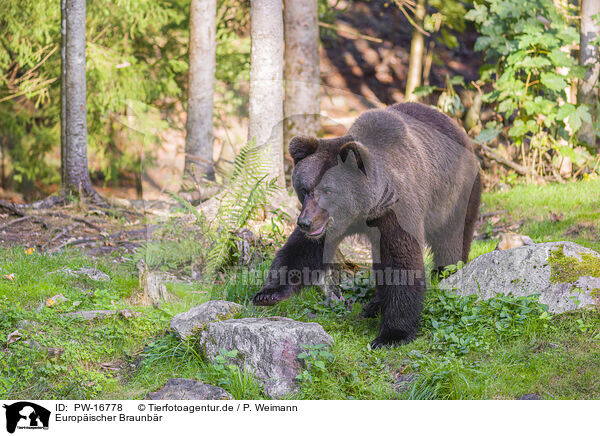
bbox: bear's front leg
[369,211,425,348]
[253,227,325,306]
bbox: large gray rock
[439,241,600,313]
[147,378,233,400]
[170,300,243,339]
[198,317,333,398]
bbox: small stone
[120,309,141,319]
[16,320,39,330]
[147,379,233,400]
[518,393,542,400]
[170,300,244,340]
[54,267,110,281]
[59,310,117,320]
[76,268,110,281]
[24,340,64,359]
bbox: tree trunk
[579,0,600,149]
[404,0,427,102]
[248,0,285,188]
[61,0,67,188]
[63,0,102,202]
[184,0,217,198]
[283,0,320,147]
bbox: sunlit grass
[1,180,599,400]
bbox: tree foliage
[0,0,251,196]
[468,0,596,174]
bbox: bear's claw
[370,333,413,349]
[252,288,289,306]
[371,336,397,349]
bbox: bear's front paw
[252,286,293,306]
[370,332,414,349]
[370,336,399,349]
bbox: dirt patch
[563,222,598,240]
[0,203,161,256]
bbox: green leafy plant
[296,344,335,384]
[204,140,280,282]
[207,349,265,399]
[467,0,594,176]
[422,288,551,356]
[437,261,466,280]
[212,349,240,372]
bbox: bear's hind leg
[462,172,482,263]
[429,174,480,275]
[429,228,464,277]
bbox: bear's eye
[323,189,333,196]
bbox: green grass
[482,178,600,251]
[1,180,599,400]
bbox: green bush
[468,0,596,173]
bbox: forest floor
[1,179,599,400]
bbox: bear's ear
[339,141,369,177]
[289,136,319,164]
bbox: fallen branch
[41,224,76,250]
[318,21,384,43]
[479,210,508,219]
[0,200,26,217]
[108,225,158,241]
[89,204,145,218]
[27,195,66,210]
[40,211,103,232]
[0,215,48,231]
[49,236,103,253]
[479,143,545,183]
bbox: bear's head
[289,135,372,240]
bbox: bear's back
[387,102,472,151]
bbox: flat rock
[60,309,141,320]
[24,340,64,359]
[17,320,39,330]
[439,241,600,313]
[197,317,334,398]
[54,267,110,281]
[170,300,243,339]
[147,378,233,400]
[518,393,542,400]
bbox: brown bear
[253,102,482,348]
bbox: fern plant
[203,140,280,282]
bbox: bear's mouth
[307,217,333,238]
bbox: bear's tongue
[309,218,330,236]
